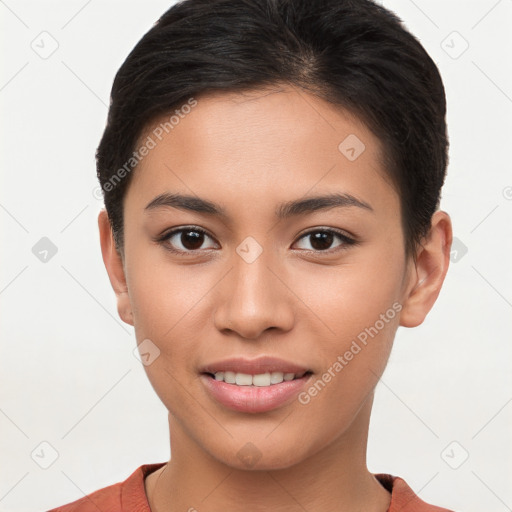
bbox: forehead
[126,85,399,220]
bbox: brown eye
[309,231,334,251]
[294,229,356,253]
[158,226,218,254]
[178,230,205,250]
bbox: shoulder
[46,463,167,512]
[46,483,122,512]
[374,473,455,512]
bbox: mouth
[199,356,314,413]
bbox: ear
[98,209,134,326]
[399,210,453,328]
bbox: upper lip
[200,356,311,376]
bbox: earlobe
[98,209,134,326]
[399,210,453,328]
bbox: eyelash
[155,225,358,257]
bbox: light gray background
[1,1,511,511]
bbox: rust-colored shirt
[47,462,454,511]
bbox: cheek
[124,257,204,402]
[126,242,207,339]
[126,259,204,416]
[290,246,404,341]
[289,248,403,407]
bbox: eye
[157,226,218,254]
[293,228,357,253]
[156,226,357,256]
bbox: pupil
[182,230,203,250]
[311,232,332,251]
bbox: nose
[213,247,295,340]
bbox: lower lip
[200,373,312,413]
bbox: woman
[49,0,454,510]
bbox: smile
[200,371,313,413]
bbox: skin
[98,84,452,512]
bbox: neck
[146,393,391,512]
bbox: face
[103,85,433,470]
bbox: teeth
[270,371,285,384]
[212,371,304,386]
[253,373,271,386]
[224,371,236,384]
[235,373,253,386]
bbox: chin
[208,437,312,471]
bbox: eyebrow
[144,192,374,219]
